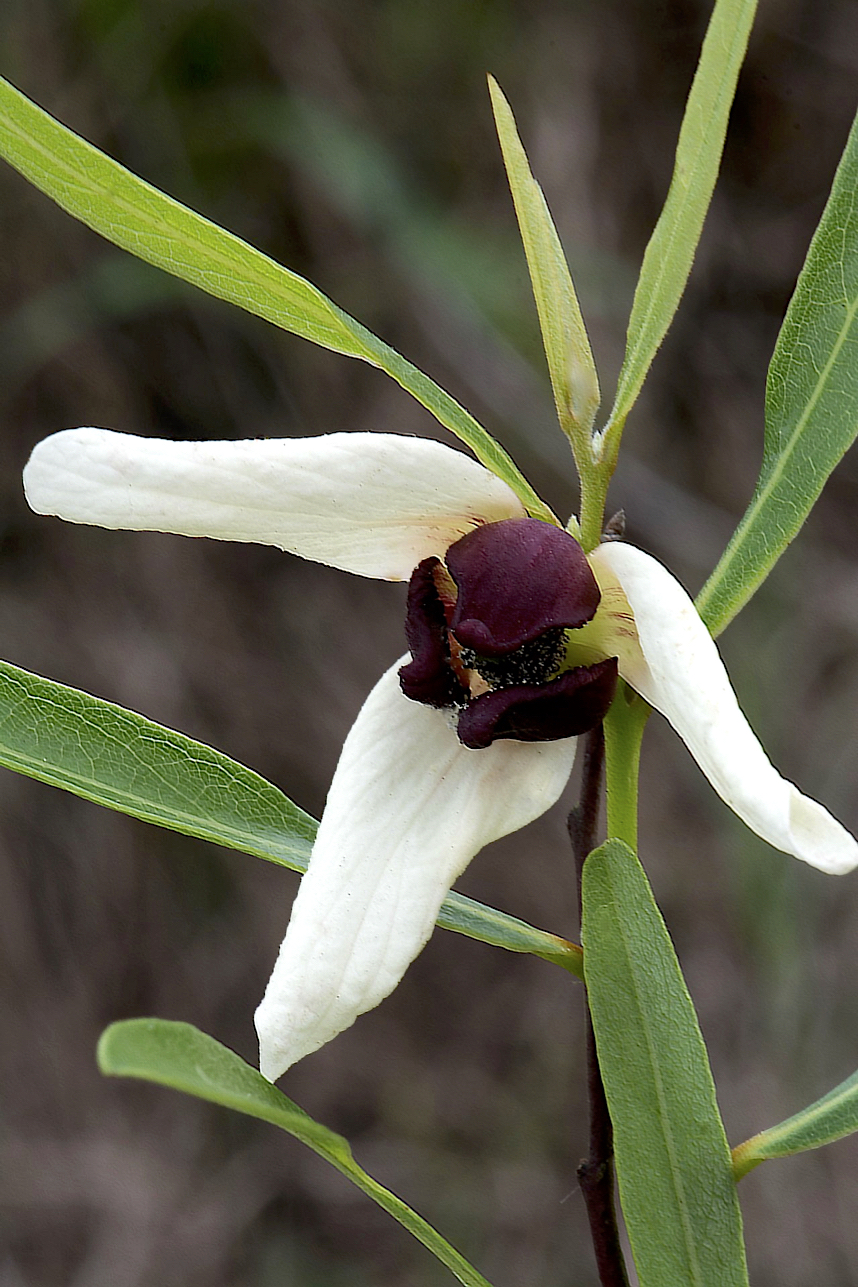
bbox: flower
[398,516,619,748]
[24,427,858,1081]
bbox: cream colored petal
[255,658,577,1080]
[590,542,858,875]
[24,428,526,579]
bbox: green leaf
[98,1019,494,1287]
[0,75,554,525]
[488,77,599,477]
[582,840,748,1287]
[436,889,582,979]
[0,658,583,976]
[599,0,758,468]
[732,1067,858,1180]
[696,107,858,635]
[0,657,317,866]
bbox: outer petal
[590,542,858,874]
[255,658,577,1079]
[24,429,526,579]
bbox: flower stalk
[577,459,613,555]
[604,682,650,851]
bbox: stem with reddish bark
[568,725,629,1287]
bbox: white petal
[24,429,526,579]
[590,542,858,875]
[255,659,577,1079]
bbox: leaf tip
[486,74,510,128]
[96,1020,125,1076]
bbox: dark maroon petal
[446,517,601,655]
[456,658,618,750]
[399,557,469,708]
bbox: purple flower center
[399,517,617,748]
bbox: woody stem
[568,725,630,1287]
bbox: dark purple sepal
[446,518,601,655]
[456,658,618,750]
[399,557,469,708]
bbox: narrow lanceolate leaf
[696,107,858,636]
[0,659,582,972]
[435,890,582,978]
[488,77,600,457]
[0,77,553,524]
[583,840,748,1287]
[599,0,757,468]
[0,658,317,865]
[732,1067,858,1180]
[98,1020,494,1287]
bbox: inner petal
[399,557,469,708]
[456,658,618,750]
[446,517,601,655]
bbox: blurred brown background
[1,0,858,1283]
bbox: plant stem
[568,726,630,1287]
[604,681,650,849]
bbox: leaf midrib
[738,281,858,534]
[611,887,705,1286]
